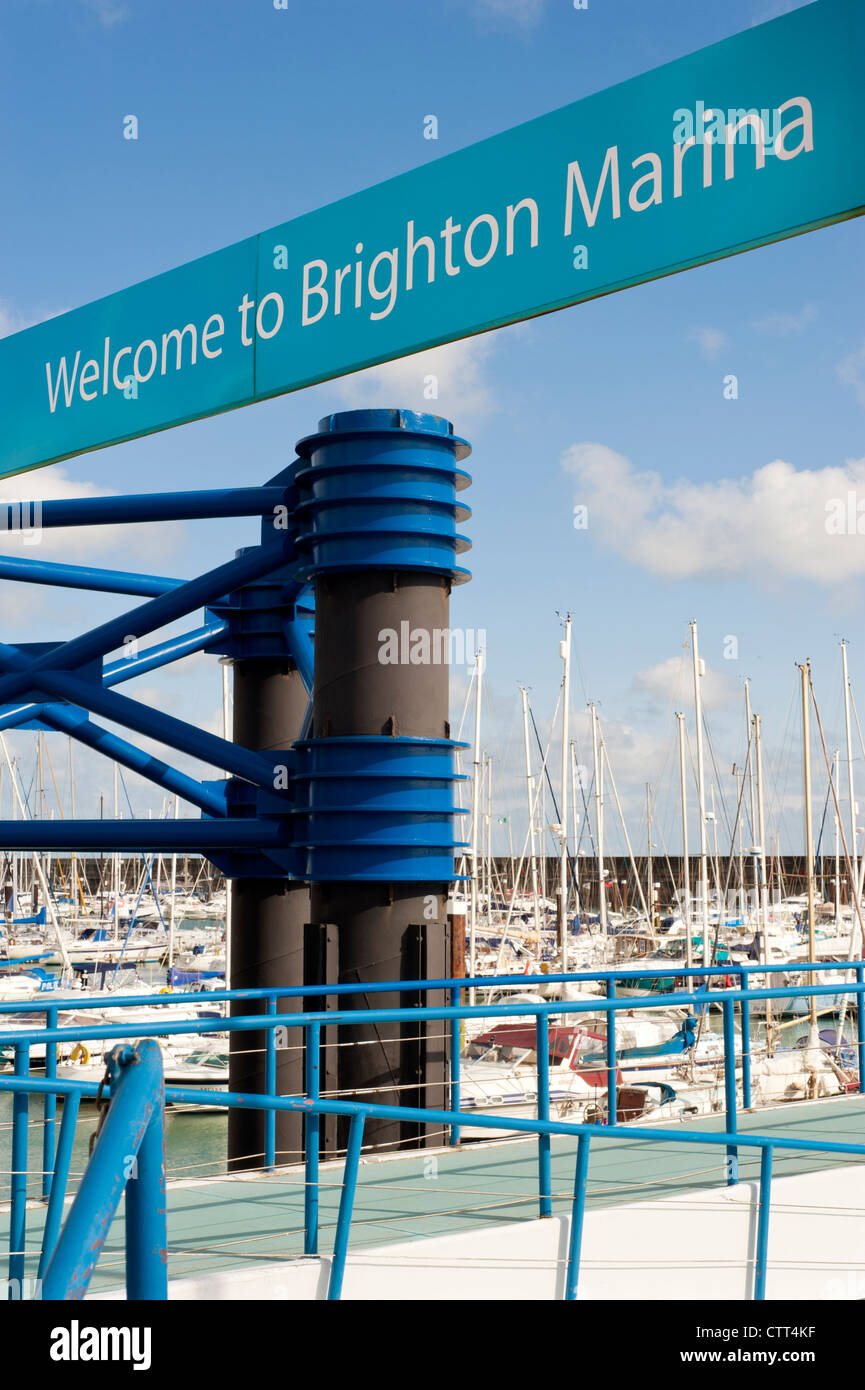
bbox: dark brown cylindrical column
[228,659,310,1170]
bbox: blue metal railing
[2,960,864,1300]
[3,1040,166,1300]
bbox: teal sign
[1,0,863,478]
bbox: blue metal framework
[0,408,472,881]
[2,960,864,1301]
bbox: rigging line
[118,765,136,817]
[813,761,834,861]
[766,677,798,857]
[809,672,865,951]
[527,696,581,899]
[849,683,865,768]
[702,714,734,844]
[496,689,568,945]
[571,726,598,861]
[598,728,650,922]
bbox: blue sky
[0,0,863,864]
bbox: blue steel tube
[740,970,752,1111]
[9,1044,29,1292]
[327,1113,366,1301]
[41,1041,165,1300]
[606,978,617,1124]
[449,984,461,1147]
[1,487,288,530]
[264,998,277,1172]
[0,554,181,597]
[23,667,277,787]
[125,1107,167,1301]
[723,998,738,1185]
[535,1013,552,1218]
[104,621,229,686]
[0,538,303,709]
[42,1007,58,1201]
[0,819,287,853]
[304,1023,321,1256]
[565,1133,591,1300]
[38,708,227,817]
[37,1089,81,1281]
[754,1145,773,1300]
[858,967,865,1094]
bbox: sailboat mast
[800,662,818,1026]
[744,680,758,919]
[520,686,541,936]
[646,783,654,932]
[559,616,572,971]
[842,641,858,911]
[468,649,483,1001]
[690,620,710,966]
[834,747,841,926]
[677,712,692,968]
[590,701,608,949]
[570,741,580,921]
[753,713,773,1048]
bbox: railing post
[535,1012,552,1218]
[606,978,617,1125]
[264,995,277,1172]
[41,1040,165,1301]
[449,984,461,1146]
[42,1006,58,1201]
[327,1112,365,1301]
[304,1021,320,1256]
[565,1133,591,1300]
[739,970,751,1111]
[754,1145,773,1300]
[37,1089,81,1281]
[9,1043,29,1293]
[857,966,865,1094]
[723,998,738,1185]
[125,1103,167,1300]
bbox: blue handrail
[1,963,863,1301]
[38,1041,166,1301]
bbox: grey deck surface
[16,1095,865,1293]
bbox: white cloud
[689,327,728,361]
[634,654,732,713]
[752,303,817,336]
[330,336,496,427]
[838,340,865,408]
[0,467,185,569]
[561,441,865,585]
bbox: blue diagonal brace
[103,621,229,685]
[0,539,302,708]
[0,622,229,733]
[36,707,227,817]
[12,662,275,786]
